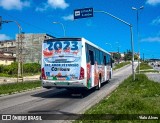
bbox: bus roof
[81,37,111,55]
[44,37,82,42]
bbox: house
[0,51,16,65]
[0,40,16,53]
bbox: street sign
[74,8,93,19]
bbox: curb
[0,86,42,97]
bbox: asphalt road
[146,63,160,83]
[0,63,137,123]
[149,62,160,71]
[153,65,160,71]
[146,73,160,83]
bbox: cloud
[141,36,160,42]
[0,34,11,41]
[62,14,74,21]
[151,16,160,25]
[48,0,69,9]
[0,0,30,10]
[146,0,160,6]
[35,3,49,12]
[36,0,69,12]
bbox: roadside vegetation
[136,62,159,73]
[112,50,138,62]
[74,74,160,123]
[0,81,41,95]
[0,62,41,77]
[113,61,130,70]
[139,62,152,70]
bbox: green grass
[0,73,14,77]
[136,62,159,73]
[139,70,159,73]
[74,74,160,123]
[23,72,41,77]
[139,62,153,70]
[0,73,40,78]
[0,81,41,95]
[113,62,130,70]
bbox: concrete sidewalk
[0,75,40,84]
[146,73,160,83]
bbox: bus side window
[89,50,94,65]
[104,56,107,65]
[106,54,109,65]
[86,43,89,63]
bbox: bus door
[103,55,107,81]
[89,50,95,87]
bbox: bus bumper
[42,79,87,88]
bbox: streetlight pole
[132,6,144,74]
[53,22,66,37]
[2,20,23,82]
[94,10,135,81]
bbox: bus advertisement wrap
[42,40,82,81]
[41,38,112,90]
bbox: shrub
[23,63,40,74]
[0,62,40,76]
[0,65,5,73]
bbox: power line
[1,11,58,36]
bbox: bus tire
[96,78,101,90]
[44,87,51,89]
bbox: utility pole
[18,33,24,82]
[115,42,120,64]
[118,46,120,64]
[0,17,23,82]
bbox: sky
[0,0,160,59]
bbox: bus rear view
[41,38,86,89]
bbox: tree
[112,53,121,61]
[124,49,138,61]
[124,50,132,61]
[134,54,138,60]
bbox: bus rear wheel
[96,78,101,90]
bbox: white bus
[41,38,112,90]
